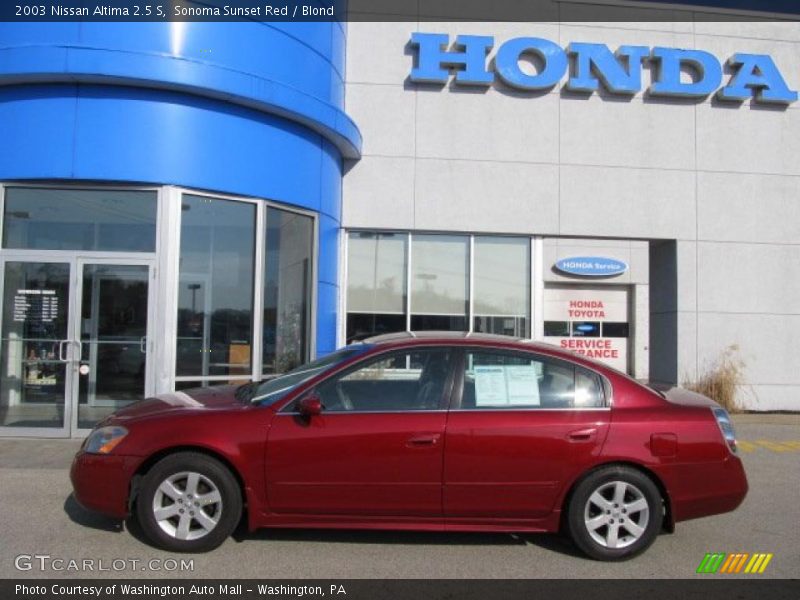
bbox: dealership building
[0,4,798,436]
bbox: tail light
[712,408,737,453]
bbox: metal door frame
[0,253,76,438]
[71,256,156,438]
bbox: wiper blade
[234,381,258,402]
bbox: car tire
[566,465,662,561]
[135,452,242,553]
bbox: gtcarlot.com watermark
[14,554,194,573]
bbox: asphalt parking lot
[0,415,797,580]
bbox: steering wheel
[335,381,354,411]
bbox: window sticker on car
[474,365,540,407]
[474,366,506,405]
[506,366,541,406]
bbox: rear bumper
[670,454,748,522]
[70,452,139,519]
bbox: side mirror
[298,394,323,417]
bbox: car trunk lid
[645,382,719,408]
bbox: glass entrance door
[74,261,153,432]
[0,260,72,434]
[0,256,154,437]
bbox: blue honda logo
[410,33,798,105]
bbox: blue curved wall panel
[0,22,359,357]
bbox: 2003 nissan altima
[71,332,747,560]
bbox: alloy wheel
[152,471,223,541]
[583,480,650,549]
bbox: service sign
[543,286,629,372]
[555,257,628,278]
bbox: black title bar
[3,579,800,600]
[2,0,799,22]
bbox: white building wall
[343,16,800,410]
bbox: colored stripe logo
[697,553,773,574]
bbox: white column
[532,236,544,341]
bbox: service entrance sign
[543,285,630,373]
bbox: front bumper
[70,451,140,519]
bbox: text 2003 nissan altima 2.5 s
[70,332,747,560]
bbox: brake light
[712,408,737,453]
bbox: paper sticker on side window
[474,366,506,405]
[474,365,540,407]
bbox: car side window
[460,350,605,409]
[314,348,453,412]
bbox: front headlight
[84,426,129,454]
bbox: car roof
[362,331,525,344]
[361,330,565,355]
[357,330,627,376]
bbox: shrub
[685,345,746,413]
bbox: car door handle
[567,428,597,442]
[406,434,441,447]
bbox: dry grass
[685,345,746,413]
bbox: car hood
[646,383,719,408]
[109,385,243,421]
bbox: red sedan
[70,332,747,560]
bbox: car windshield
[241,345,370,406]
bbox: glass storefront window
[473,236,530,337]
[544,321,570,337]
[174,379,250,391]
[346,232,407,342]
[603,322,630,338]
[176,195,256,380]
[0,184,317,435]
[3,187,157,252]
[345,232,533,340]
[263,207,313,375]
[410,234,468,331]
[346,313,406,343]
[572,321,601,337]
